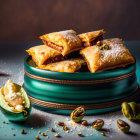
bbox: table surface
[0,41,140,140]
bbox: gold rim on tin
[24,69,135,85]
[28,87,140,110]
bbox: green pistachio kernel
[57,121,64,126]
[81,120,88,126]
[96,41,102,46]
[98,43,109,50]
[128,102,140,120]
[122,102,140,121]
[63,126,68,131]
[70,106,85,123]
[122,102,133,120]
[117,119,130,133]
[92,119,104,130]
[103,44,109,50]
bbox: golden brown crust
[38,58,86,72]
[26,45,63,66]
[80,38,135,72]
[78,29,105,47]
[40,30,82,56]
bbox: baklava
[78,29,105,47]
[80,38,135,72]
[26,45,64,66]
[40,30,82,56]
[38,58,87,72]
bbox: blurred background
[0,0,140,41]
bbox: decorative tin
[24,55,140,115]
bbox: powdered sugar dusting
[59,30,78,42]
[100,43,129,64]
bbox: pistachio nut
[122,102,133,120]
[55,133,60,137]
[101,132,105,136]
[81,120,88,126]
[117,119,130,133]
[92,119,104,130]
[122,102,140,120]
[77,132,83,137]
[50,128,55,132]
[70,106,85,123]
[96,41,102,46]
[57,121,64,126]
[63,126,68,131]
[98,43,109,50]
[128,102,140,120]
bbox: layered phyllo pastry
[78,29,105,47]
[26,29,135,73]
[38,58,87,72]
[26,45,64,66]
[40,30,82,56]
[80,38,135,72]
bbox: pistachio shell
[122,102,140,121]
[70,106,85,123]
[117,119,130,133]
[92,119,104,130]
[128,102,140,120]
[122,102,133,120]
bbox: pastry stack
[26,30,135,73]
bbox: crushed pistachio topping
[21,128,26,134]
[57,121,64,126]
[78,132,83,137]
[41,132,47,136]
[81,120,88,126]
[36,135,40,139]
[55,133,60,137]
[101,132,105,136]
[51,128,55,132]
[97,43,110,50]
[63,126,68,131]
[96,41,102,46]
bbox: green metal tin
[24,55,140,115]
